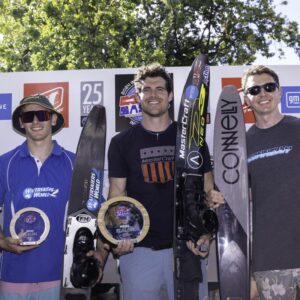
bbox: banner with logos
[1,65,300,156]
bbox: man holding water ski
[101,63,223,300]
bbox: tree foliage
[0,0,299,71]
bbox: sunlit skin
[19,103,59,163]
[136,76,173,132]
[19,104,57,144]
[244,73,283,129]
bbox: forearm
[204,171,214,194]
[204,171,224,208]
[96,238,110,267]
[108,177,127,199]
[0,226,9,250]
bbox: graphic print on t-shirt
[248,145,292,163]
[140,146,175,183]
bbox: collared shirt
[0,140,75,283]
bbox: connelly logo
[24,82,69,127]
[23,187,59,199]
[219,98,240,184]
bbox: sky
[254,0,300,65]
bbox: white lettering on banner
[288,95,300,105]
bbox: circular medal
[10,207,50,245]
[97,196,150,245]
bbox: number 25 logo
[82,82,103,105]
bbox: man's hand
[0,237,38,254]
[206,189,224,209]
[112,240,134,257]
[186,234,211,257]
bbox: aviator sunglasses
[246,82,278,96]
[21,110,52,123]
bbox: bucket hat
[12,94,64,136]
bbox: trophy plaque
[10,207,50,245]
[97,196,150,245]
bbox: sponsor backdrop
[1,65,300,284]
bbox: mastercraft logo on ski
[281,86,300,113]
[179,99,189,159]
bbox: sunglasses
[20,110,52,123]
[246,82,278,96]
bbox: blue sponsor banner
[0,94,12,120]
[281,86,300,113]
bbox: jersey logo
[23,187,59,199]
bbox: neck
[141,113,172,132]
[255,111,284,129]
[27,138,54,162]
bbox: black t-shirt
[108,122,212,247]
[247,116,300,272]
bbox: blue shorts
[118,247,208,300]
[119,247,174,300]
[199,258,208,300]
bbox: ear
[244,95,251,107]
[168,91,173,103]
[51,113,58,126]
[135,93,141,103]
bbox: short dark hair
[242,65,280,93]
[134,63,173,94]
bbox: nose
[32,114,39,123]
[259,88,268,96]
[148,89,156,96]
